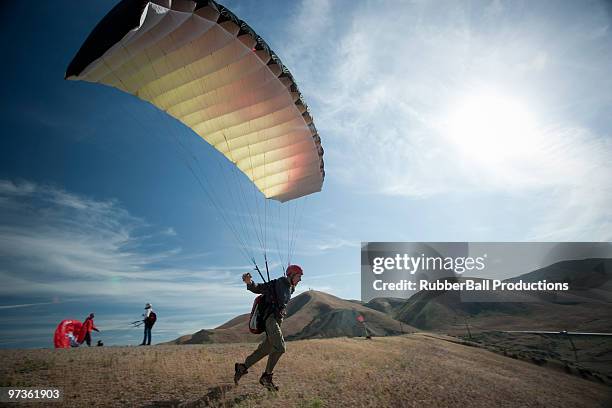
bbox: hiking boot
[234,363,248,385]
[259,372,279,391]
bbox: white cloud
[281,0,333,83]
[0,180,256,307]
[283,0,612,240]
[314,238,360,251]
[0,302,57,310]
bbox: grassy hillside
[1,334,610,407]
[386,259,612,385]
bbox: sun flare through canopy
[66,0,324,203]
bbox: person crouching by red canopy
[77,313,99,346]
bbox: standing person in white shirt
[140,303,156,346]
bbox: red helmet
[286,264,303,278]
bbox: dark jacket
[247,277,294,318]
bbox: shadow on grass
[144,384,251,407]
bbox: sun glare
[445,91,539,164]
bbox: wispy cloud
[314,238,360,252]
[283,0,612,240]
[0,302,57,310]
[0,180,255,306]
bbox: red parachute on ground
[53,319,84,349]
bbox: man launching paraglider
[234,265,303,391]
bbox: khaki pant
[244,314,286,373]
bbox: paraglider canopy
[66,0,324,203]
[54,315,99,348]
[53,319,83,349]
[66,0,325,273]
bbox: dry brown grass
[0,334,610,407]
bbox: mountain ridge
[167,290,414,345]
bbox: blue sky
[1,0,611,348]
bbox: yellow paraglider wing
[66,0,324,202]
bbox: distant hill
[285,291,411,339]
[167,290,414,345]
[363,297,405,315]
[392,276,533,330]
[169,259,612,345]
[392,258,612,333]
[506,258,612,303]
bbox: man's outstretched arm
[242,272,265,294]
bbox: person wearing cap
[234,264,303,391]
[140,303,154,346]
